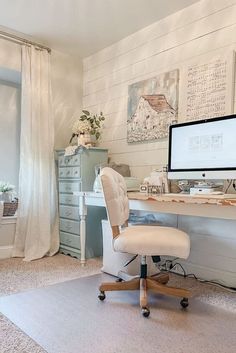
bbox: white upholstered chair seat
[114,225,190,259]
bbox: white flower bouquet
[72,119,91,135]
[70,110,105,145]
[0,181,15,193]
[0,181,15,202]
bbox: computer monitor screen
[168,115,236,180]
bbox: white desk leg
[79,193,87,266]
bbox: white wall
[0,40,21,71]
[0,39,83,149]
[83,0,236,286]
[51,50,83,149]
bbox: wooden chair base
[99,273,191,317]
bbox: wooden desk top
[75,191,236,219]
[76,191,236,207]
[127,192,236,207]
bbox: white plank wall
[83,0,236,286]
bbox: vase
[0,192,12,202]
[77,133,96,146]
[89,134,97,146]
[84,133,92,145]
[77,133,86,146]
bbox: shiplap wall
[83,0,236,181]
[83,0,236,286]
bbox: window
[0,78,21,190]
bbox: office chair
[98,167,191,317]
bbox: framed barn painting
[127,69,179,143]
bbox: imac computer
[168,114,236,181]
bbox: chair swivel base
[98,273,191,317]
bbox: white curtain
[13,45,59,261]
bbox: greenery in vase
[80,110,105,139]
[0,181,15,193]
[70,110,105,143]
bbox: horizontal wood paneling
[84,3,236,83]
[174,260,236,287]
[178,216,236,239]
[83,0,236,284]
[189,234,236,259]
[83,0,236,71]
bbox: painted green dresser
[57,147,108,259]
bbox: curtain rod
[0,30,51,53]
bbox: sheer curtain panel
[13,45,59,261]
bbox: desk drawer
[59,205,79,220]
[60,231,80,249]
[59,194,79,206]
[60,219,80,235]
[59,181,81,193]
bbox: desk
[74,191,236,265]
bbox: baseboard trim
[1,216,17,225]
[0,245,13,259]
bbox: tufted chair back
[100,167,129,236]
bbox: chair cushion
[113,225,190,259]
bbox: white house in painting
[127,94,176,143]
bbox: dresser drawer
[59,205,79,220]
[69,155,81,166]
[60,219,80,235]
[60,231,80,249]
[58,167,72,178]
[58,167,80,179]
[59,181,81,193]
[58,155,69,167]
[59,194,79,206]
[72,167,80,178]
[58,155,81,167]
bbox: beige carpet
[0,254,235,353]
[0,254,102,353]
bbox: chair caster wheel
[116,278,123,282]
[98,291,106,301]
[141,307,150,318]
[180,297,189,308]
